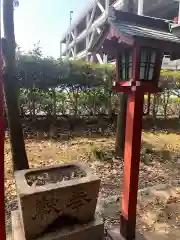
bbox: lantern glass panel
[140,48,157,81]
[118,51,132,81]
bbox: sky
[12,0,90,58]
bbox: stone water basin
[15,163,100,239]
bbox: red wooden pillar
[0,59,5,240]
[0,13,6,240]
[120,90,144,240]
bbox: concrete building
[60,0,180,69]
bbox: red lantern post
[0,59,5,240]
[113,44,163,240]
[0,16,5,240]
[91,8,180,240]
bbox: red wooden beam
[0,14,6,240]
[120,91,144,240]
[120,46,143,240]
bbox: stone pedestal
[11,210,104,240]
[15,163,100,239]
[107,227,146,240]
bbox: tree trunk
[115,93,128,157]
[3,0,29,171]
[164,104,167,119]
[115,0,134,157]
[152,94,158,123]
[32,88,36,122]
[28,89,32,115]
[107,90,112,119]
[52,88,57,120]
[108,77,112,119]
[93,93,96,117]
[74,93,78,117]
[162,90,170,120]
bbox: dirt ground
[97,184,180,240]
[5,130,180,239]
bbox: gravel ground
[5,131,180,236]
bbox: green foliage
[16,53,116,90]
[16,46,180,119]
[161,69,180,78]
[92,147,106,161]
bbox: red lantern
[92,9,180,94]
[114,46,162,93]
[91,9,180,240]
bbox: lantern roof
[91,8,180,56]
[110,19,180,43]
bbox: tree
[3,0,29,170]
[115,93,128,156]
[115,0,135,157]
[162,89,171,119]
[7,51,180,122]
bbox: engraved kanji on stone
[66,189,92,212]
[32,195,61,220]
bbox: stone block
[12,210,104,240]
[15,163,100,239]
[11,210,25,240]
[107,227,146,240]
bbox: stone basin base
[11,210,104,240]
[15,163,100,239]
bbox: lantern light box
[91,8,180,94]
[118,48,157,81]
